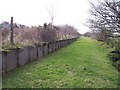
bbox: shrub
[107,37,120,71]
[39,25,57,42]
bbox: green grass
[3,37,120,88]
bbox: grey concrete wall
[2,37,78,74]
[29,46,38,62]
[55,42,58,51]
[61,40,64,47]
[48,43,53,54]
[57,41,60,49]
[0,53,2,75]
[53,42,56,52]
[18,47,29,66]
[65,40,67,46]
[59,41,62,48]
[62,41,65,47]
[37,45,43,58]
[4,50,18,72]
[2,52,6,74]
[56,41,59,50]
[43,44,48,56]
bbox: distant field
[3,37,119,88]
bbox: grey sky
[0,0,95,34]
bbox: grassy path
[3,37,119,88]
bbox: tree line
[1,20,80,50]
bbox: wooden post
[10,17,14,45]
[57,29,59,40]
[44,23,47,30]
[65,29,67,39]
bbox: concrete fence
[1,37,78,74]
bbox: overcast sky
[0,0,95,34]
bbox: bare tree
[47,3,57,25]
[58,25,80,39]
[88,0,120,34]
[87,0,120,69]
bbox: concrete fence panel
[58,41,60,49]
[65,40,68,46]
[60,41,62,48]
[4,50,18,72]
[43,44,48,56]
[0,53,2,75]
[63,40,66,47]
[29,46,38,62]
[62,40,64,47]
[48,43,53,54]
[53,42,56,52]
[37,45,43,58]
[56,41,59,50]
[55,42,58,51]
[18,47,29,66]
[2,52,6,74]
